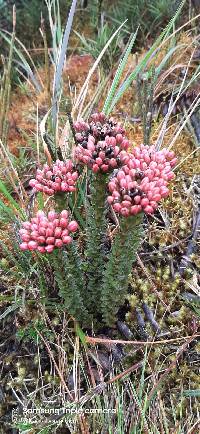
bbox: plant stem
[101,213,143,326]
[85,173,107,313]
[52,246,90,325]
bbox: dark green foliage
[85,173,108,312]
[0,0,71,47]
[101,213,143,326]
[52,244,90,325]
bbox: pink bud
[141,198,149,207]
[38,227,46,236]
[46,237,55,245]
[92,164,99,173]
[109,158,117,168]
[29,179,37,187]
[40,219,48,228]
[48,211,57,221]
[37,236,46,244]
[30,231,39,240]
[96,157,103,166]
[134,196,141,205]
[62,236,72,244]
[46,228,54,237]
[54,227,62,238]
[160,187,169,198]
[45,245,54,253]
[60,218,68,228]
[68,221,78,232]
[108,181,116,192]
[113,203,122,213]
[35,183,44,192]
[21,234,30,242]
[130,205,139,215]
[152,194,161,201]
[121,207,130,217]
[117,170,125,181]
[116,134,123,143]
[20,242,28,251]
[121,200,131,208]
[28,241,38,250]
[55,239,63,248]
[61,229,69,237]
[37,211,45,219]
[120,179,127,189]
[167,172,175,180]
[37,246,46,253]
[121,139,129,150]
[22,222,32,230]
[144,205,154,214]
[60,210,69,219]
[99,151,106,160]
[101,164,109,172]
[19,228,28,236]
[170,158,177,167]
[107,196,114,204]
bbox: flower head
[29,159,78,195]
[107,144,177,216]
[74,112,130,173]
[19,210,78,253]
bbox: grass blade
[103,30,138,115]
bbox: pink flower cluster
[19,210,78,253]
[29,160,78,195]
[73,112,130,173]
[107,145,177,216]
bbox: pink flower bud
[101,164,109,172]
[37,211,45,219]
[22,222,32,230]
[62,235,72,244]
[38,227,46,236]
[59,218,68,228]
[46,228,54,237]
[60,210,69,219]
[46,237,55,245]
[121,200,131,208]
[28,241,38,250]
[160,187,169,197]
[121,207,130,217]
[45,245,54,253]
[107,196,114,204]
[37,236,46,244]
[116,134,123,143]
[134,196,141,205]
[55,239,63,248]
[54,227,62,238]
[144,205,154,214]
[30,231,39,240]
[21,234,30,242]
[61,229,69,237]
[37,246,46,253]
[96,157,103,166]
[141,198,149,207]
[29,179,37,187]
[113,203,122,213]
[68,221,78,232]
[92,164,99,173]
[130,205,139,215]
[20,242,28,251]
[48,211,57,221]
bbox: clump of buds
[74,112,130,173]
[19,210,78,253]
[107,144,177,216]
[29,160,78,195]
